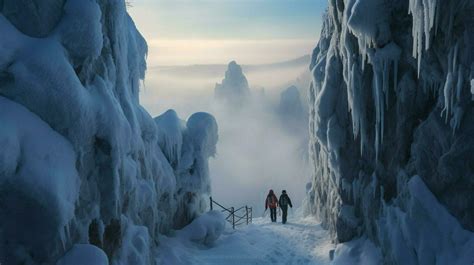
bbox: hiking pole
[263,208,267,218]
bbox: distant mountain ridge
[150,55,311,78]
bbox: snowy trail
[157,215,334,265]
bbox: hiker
[265,189,278,222]
[279,190,293,224]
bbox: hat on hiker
[282,190,286,194]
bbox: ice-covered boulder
[0,1,218,264]
[56,244,108,265]
[215,61,250,106]
[177,211,226,246]
[306,0,474,264]
[0,97,79,262]
[154,109,185,168]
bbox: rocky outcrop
[215,61,250,107]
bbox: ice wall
[306,0,474,263]
[0,1,217,264]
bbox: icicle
[372,66,384,161]
[371,174,378,199]
[451,68,464,134]
[408,0,438,77]
[368,42,401,161]
[383,61,390,109]
[456,67,463,103]
[393,59,399,92]
[442,72,453,122]
[470,79,474,101]
[441,42,460,124]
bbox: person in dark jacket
[265,189,278,222]
[279,190,293,224]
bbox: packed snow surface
[157,213,382,265]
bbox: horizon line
[147,54,311,68]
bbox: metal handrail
[209,196,253,229]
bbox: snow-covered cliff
[307,0,474,263]
[0,1,217,264]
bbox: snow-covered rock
[177,210,226,246]
[306,0,474,264]
[0,1,218,264]
[215,61,250,107]
[56,244,108,265]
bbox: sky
[128,0,327,65]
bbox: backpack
[280,195,288,206]
[267,195,277,208]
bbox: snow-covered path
[157,215,334,265]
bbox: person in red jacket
[265,189,278,222]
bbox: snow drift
[177,210,226,246]
[306,0,474,264]
[0,1,218,264]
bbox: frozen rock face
[215,61,250,107]
[307,0,474,263]
[0,1,217,264]
[0,0,65,37]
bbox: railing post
[246,206,249,225]
[250,207,252,223]
[210,196,213,211]
[231,207,235,229]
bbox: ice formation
[176,211,226,246]
[306,0,474,264]
[0,1,218,264]
[214,61,250,107]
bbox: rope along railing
[209,196,253,229]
